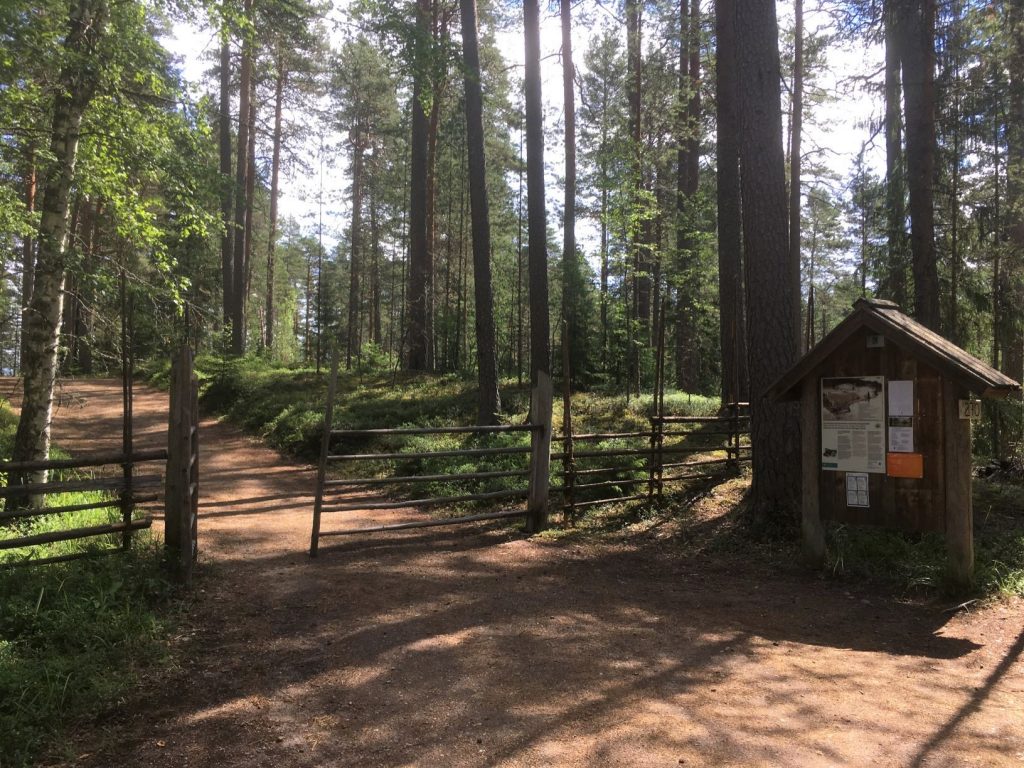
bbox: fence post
[165,347,197,585]
[527,371,553,533]
[310,347,339,556]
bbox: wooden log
[327,446,531,462]
[164,350,182,554]
[0,493,159,522]
[0,474,160,498]
[0,517,152,551]
[800,376,826,566]
[331,424,536,437]
[318,508,528,538]
[526,371,553,532]
[943,379,974,588]
[322,488,528,514]
[0,448,167,472]
[323,468,530,489]
[310,349,339,557]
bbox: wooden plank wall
[816,330,946,533]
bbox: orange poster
[887,452,924,479]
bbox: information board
[820,376,886,473]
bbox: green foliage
[825,478,1024,598]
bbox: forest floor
[17,378,1024,767]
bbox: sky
[162,1,884,254]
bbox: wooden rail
[554,403,752,517]
[309,357,552,555]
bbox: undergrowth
[0,399,178,767]
[823,477,1024,598]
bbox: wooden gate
[164,347,199,584]
[309,354,552,556]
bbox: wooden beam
[800,376,825,566]
[943,379,974,588]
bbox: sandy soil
[11,378,1023,767]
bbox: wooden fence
[164,347,199,584]
[309,358,553,555]
[555,403,751,519]
[1,347,198,584]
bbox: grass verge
[0,399,179,767]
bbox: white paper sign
[888,380,914,417]
[846,472,870,507]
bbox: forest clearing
[5,377,1022,767]
[4,0,1024,764]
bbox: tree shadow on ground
[69,518,1007,768]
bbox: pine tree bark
[736,0,801,523]
[524,0,550,382]
[714,0,749,404]
[265,55,285,353]
[789,0,803,316]
[896,0,939,329]
[460,0,501,423]
[219,32,233,329]
[407,0,431,371]
[883,0,909,308]
[231,0,253,355]
[20,146,37,372]
[1004,2,1024,389]
[347,134,364,368]
[560,0,578,387]
[675,0,701,391]
[13,0,108,484]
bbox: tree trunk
[243,95,256,319]
[13,0,108,485]
[625,0,650,336]
[231,1,253,355]
[883,0,909,308]
[675,0,701,391]
[20,145,37,372]
[347,136,364,368]
[407,0,431,371]
[460,0,501,423]
[714,0,749,404]
[219,31,233,330]
[789,0,803,315]
[369,176,383,346]
[524,0,550,382]
[897,0,939,329]
[736,0,801,524]
[1003,1,1024,413]
[266,56,285,353]
[560,0,579,388]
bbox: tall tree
[675,0,701,391]
[13,0,109,482]
[896,0,940,328]
[459,0,501,422]
[230,0,254,355]
[407,0,433,370]
[524,0,549,381]
[714,0,749,404]
[219,25,233,330]
[736,0,801,522]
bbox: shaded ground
[12,378,1023,767]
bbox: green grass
[824,477,1024,598]
[0,399,179,767]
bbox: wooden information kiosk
[770,298,1020,586]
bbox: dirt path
[17,379,1024,767]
